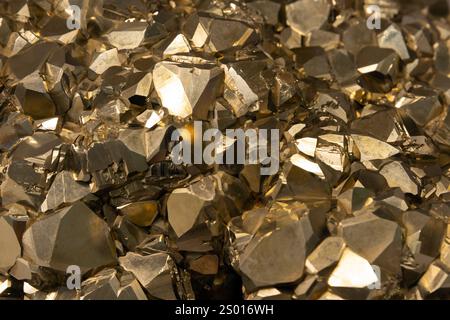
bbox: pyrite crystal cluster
[0,0,450,301]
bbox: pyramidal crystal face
[153,61,224,119]
[0,0,449,301]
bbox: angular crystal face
[22,202,117,273]
[80,268,148,300]
[119,252,176,300]
[337,213,402,273]
[286,0,330,35]
[0,0,450,301]
[0,217,21,275]
[328,248,379,289]
[118,201,159,227]
[89,49,122,75]
[105,21,150,50]
[238,220,308,287]
[306,237,345,274]
[167,176,216,237]
[378,24,410,60]
[351,135,400,161]
[41,171,90,212]
[153,61,223,119]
